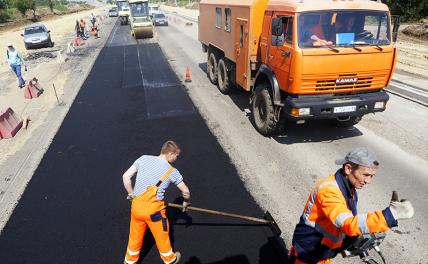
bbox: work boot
[170,251,181,264]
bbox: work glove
[182,199,190,213]
[389,191,414,220]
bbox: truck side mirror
[392,15,400,42]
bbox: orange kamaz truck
[198,0,400,136]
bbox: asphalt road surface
[0,21,285,264]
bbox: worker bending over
[289,147,414,263]
[122,140,190,264]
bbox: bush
[0,9,12,22]
[15,0,35,17]
[384,0,428,22]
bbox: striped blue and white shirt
[132,155,183,200]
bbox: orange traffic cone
[185,66,192,83]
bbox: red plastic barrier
[24,77,43,99]
[0,108,23,139]
[73,37,84,47]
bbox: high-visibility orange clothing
[290,170,397,263]
[124,167,178,264]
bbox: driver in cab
[299,14,333,47]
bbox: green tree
[0,0,7,9]
[47,0,54,12]
[15,0,36,19]
[384,0,428,22]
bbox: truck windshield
[117,1,129,11]
[25,26,45,35]
[130,2,149,17]
[298,11,390,48]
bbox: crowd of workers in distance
[75,13,99,40]
[123,142,414,264]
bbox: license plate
[334,105,356,113]
[159,21,164,24]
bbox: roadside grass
[0,8,18,23]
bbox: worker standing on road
[289,147,415,264]
[122,140,190,264]
[75,20,83,38]
[80,19,88,39]
[90,13,97,30]
[6,43,26,88]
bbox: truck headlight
[291,107,311,116]
[374,101,386,110]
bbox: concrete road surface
[0,20,285,264]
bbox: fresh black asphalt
[0,21,285,264]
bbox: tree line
[0,0,77,22]
[383,0,427,22]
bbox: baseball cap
[335,147,379,168]
[7,43,13,47]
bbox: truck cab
[199,0,400,136]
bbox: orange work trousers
[289,246,332,264]
[124,186,177,264]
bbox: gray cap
[335,147,379,168]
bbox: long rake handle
[167,203,272,224]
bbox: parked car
[21,24,53,50]
[109,7,118,17]
[153,13,168,26]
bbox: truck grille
[301,71,389,94]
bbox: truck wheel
[217,58,233,94]
[332,116,362,128]
[207,52,218,85]
[252,84,278,136]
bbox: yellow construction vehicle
[117,0,130,25]
[128,0,153,39]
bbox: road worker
[6,43,27,88]
[300,14,333,47]
[80,19,88,39]
[122,140,190,264]
[289,147,414,263]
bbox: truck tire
[217,58,233,94]
[252,83,278,136]
[332,116,362,128]
[207,52,218,85]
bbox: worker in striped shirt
[122,140,190,264]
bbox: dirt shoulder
[0,6,116,233]
[396,25,428,78]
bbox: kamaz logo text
[336,78,358,84]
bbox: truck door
[268,15,293,91]
[235,18,249,89]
